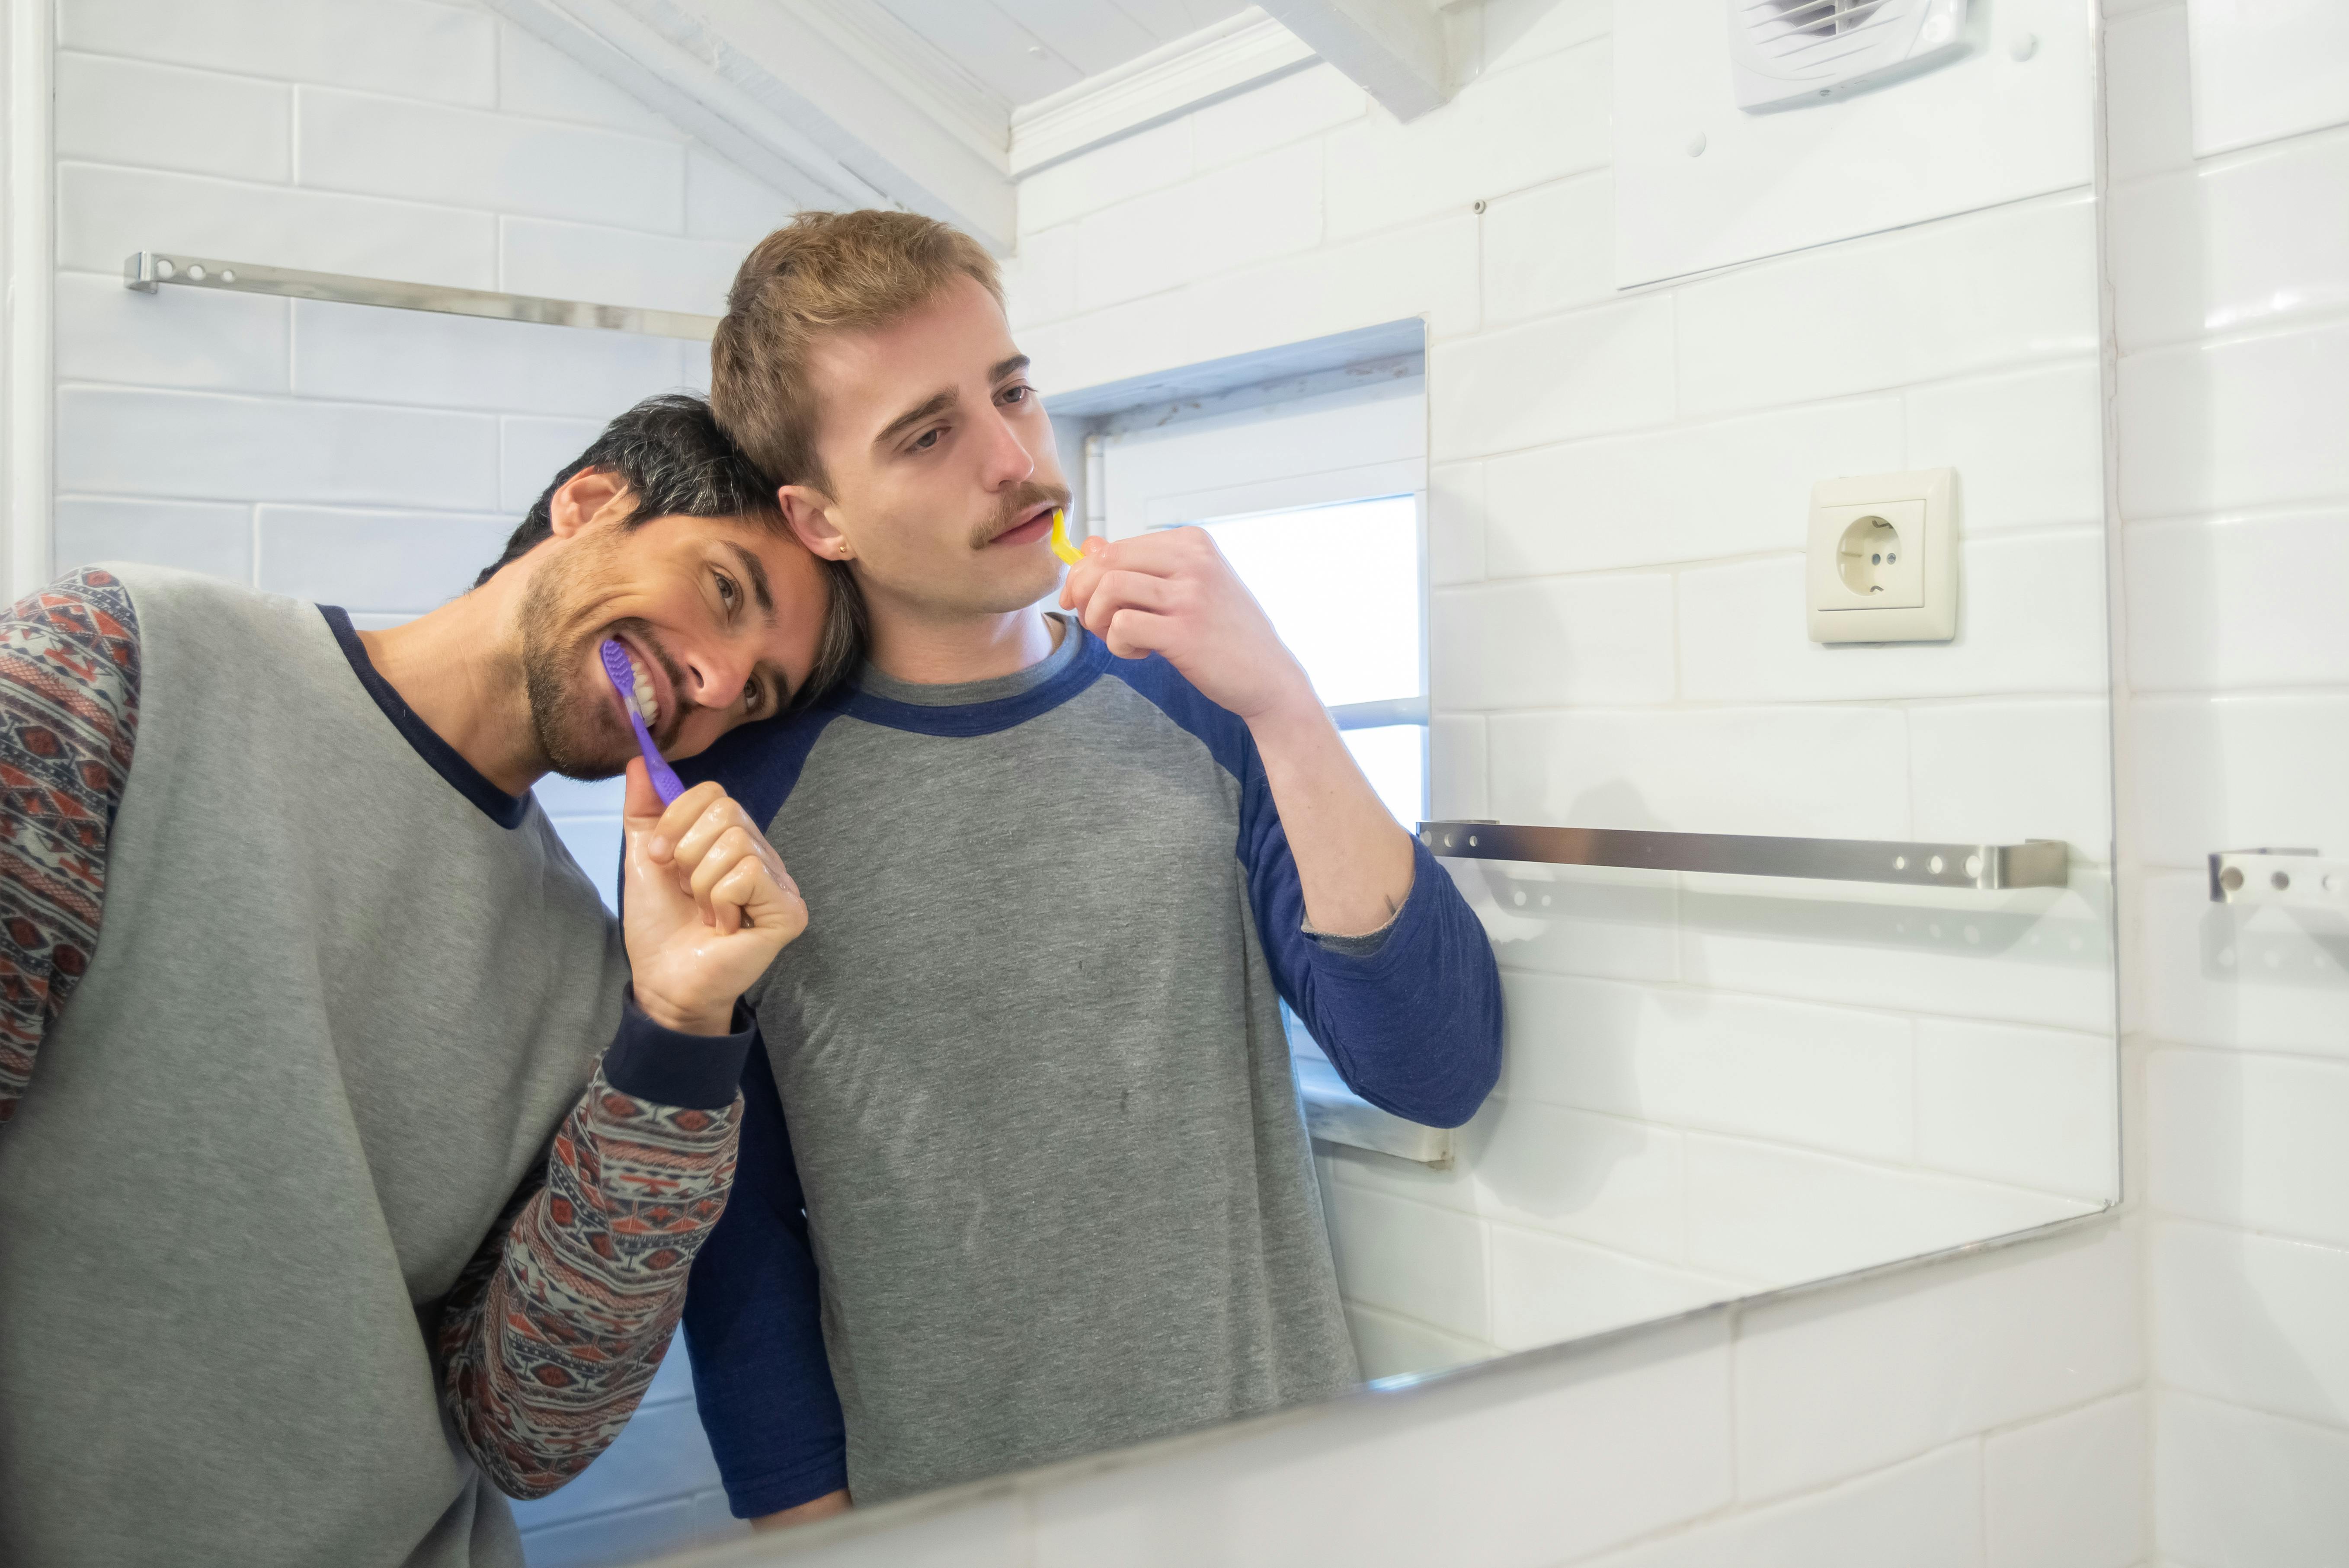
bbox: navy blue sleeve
[1245,796,1503,1129]
[1104,656,1504,1129]
[680,1045,848,1516]
[601,990,755,1109]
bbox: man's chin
[535,711,644,786]
[977,558,1066,615]
[545,760,631,785]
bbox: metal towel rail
[124,251,720,341]
[2209,848,2346,907]
[1418,821,2071,891]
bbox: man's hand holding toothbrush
[621,759,809,1036]
[1058,525,1416,941]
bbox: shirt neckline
[842,614,1112,739]
[319,606,531,829]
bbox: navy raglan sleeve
[679,1043,848,1516]
[1239,744,1504,1128]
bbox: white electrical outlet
[1806,468,1957,643]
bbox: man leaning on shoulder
[676,212,1504,1521]
[0,395,858,1568]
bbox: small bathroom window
[1192,493,1427,830]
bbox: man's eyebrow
[992,354,1030,382]
[723,541,774,621]
[875,389,956,449]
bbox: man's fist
[619,760,808,1035]
[1056,528,1318,725]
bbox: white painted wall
[41,0,800,1560]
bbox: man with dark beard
[0,395,861,1568]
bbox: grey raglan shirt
[678,615,1504,1509]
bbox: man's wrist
[1239,679,1331,740]
[605,989,757,1110]
[633,986,732,1037]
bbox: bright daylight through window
[1195,494,1426,830]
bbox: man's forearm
[1248,701,1506,1127]
[1246,694,1417,938]
[439,1036,746,1499]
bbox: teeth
[626,651,658,725]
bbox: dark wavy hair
[475,394,865,712]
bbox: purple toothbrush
[599,638,685,804]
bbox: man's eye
[742,678,766,715]
[716,572,739,608]
[1002,385,1030,405]
[911,428,942,451]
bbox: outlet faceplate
[1807,468,1957,643]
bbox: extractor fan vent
[1730,0,1970,111]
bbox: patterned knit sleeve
[0,568,141,1125]
[438,1059,743,1499]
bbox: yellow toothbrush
[1049,507,1083,565]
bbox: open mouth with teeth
[621,645,659,727]
[598,635,666,738]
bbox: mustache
[968,480,1073,550]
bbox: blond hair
[710,209,1003,495]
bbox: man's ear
[778,484,853,562]
[549,468,632,539]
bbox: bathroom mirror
[1043,263,2116,1386]
[34,0,2117,1555]
[990,0,2121,1446]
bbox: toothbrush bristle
[598,639,640,719]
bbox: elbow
[1410,1039,1501,1130]
[1426,975,1506,1128]
[1356,1011,1502,1130]
[442,1356,590,1502]
[483,1465,561,1502]
[455,1424,579,1503]
[489,1465,572,1505]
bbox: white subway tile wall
[1011,11,2118,1389]
[2119,3,2349,1560]
[704,0,2337,1561]
[48,0,795,1558]
[755,1229,2142,1568]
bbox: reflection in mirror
[3,0,2126,1560]
[1063,311,2115,1391]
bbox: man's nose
[979,407,1036,489]
[681,646,753,712]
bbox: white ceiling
[867,0,1258,104]
[492,0,1456,254]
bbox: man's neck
[864,596,1062,687]
[354,588,544,798]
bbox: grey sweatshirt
[0,565,753,1568]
